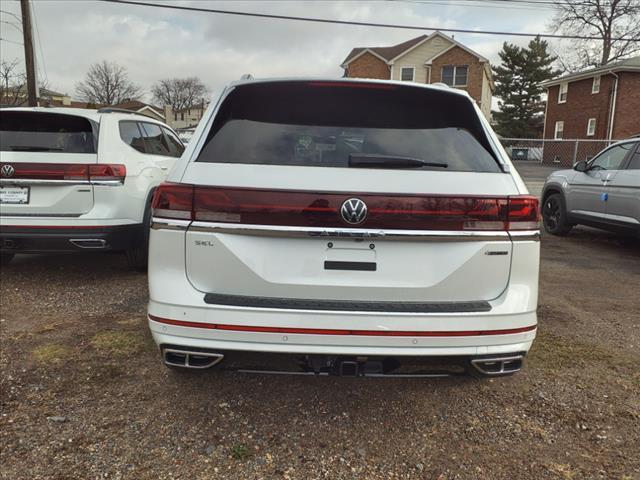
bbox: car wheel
[542,193,572,236]
[0,253,14,266]
[126,200,152,272]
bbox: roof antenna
[240,73,254,80]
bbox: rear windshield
[0,111,97,153]
[197,81,500,172]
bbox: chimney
[164,105,173,126]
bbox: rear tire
[126,199,152,272]
[542,193,572,236]
[1,253,14,266]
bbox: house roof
[342,35,428,66]
[541,55,640,87]
[341,31,490,67]
[110,100,164,118]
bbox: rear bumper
[0,223,143,253]
[148,308,537,357]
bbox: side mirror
[574,160,588,172]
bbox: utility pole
[20,0,37,106]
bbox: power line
[0,9,22,23]
[390,0,552,11]
[1,20,22,33]
[0,37,23,45]
[30,0,48,85]
[99,0,639,42]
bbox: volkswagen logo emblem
[1,164,15,178]
[340,198,368,225]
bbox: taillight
[88,164,126,183]
[152,183,194,220]
[0,163,126,183]
[151,185,540,231]
[507,196,540,230]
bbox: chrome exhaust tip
[163,348,224,369]
[69,239,107,249]
[470,355,524,376]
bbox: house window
[554,121,564,139]
[400,67,415,82]
[558,82,568,103]
[180,112,184,121]
[587,118,596,136]
[592,76,600,94]
[442,66,468,87]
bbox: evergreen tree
[492,36,560,138]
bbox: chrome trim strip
[507,230,540,242]
[188,221,511,242]
[0,179,122,187]
[151,218,191,231]
[1,179,89,186]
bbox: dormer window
[592,76,601,94]
[558,82,568,103]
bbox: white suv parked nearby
[148,78,540,377]
[0,107,184,269]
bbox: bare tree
[0,59,27,106]
[151,77,209,111]
[552,0,640,71]
[75,61,141,105]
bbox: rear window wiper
[349,153,448,169]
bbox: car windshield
[0,111,97,153]
[196,81,501,173]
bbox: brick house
[341,31,494,118]
[540,56,640,165]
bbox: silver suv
[542,139,640,237]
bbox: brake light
[151,185,540,231]
[307,81,397,90]
[0,162,126,183]
[88,164,126,183]
[507,196,540,230]
[152,183,194,220]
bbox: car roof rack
[96,107,142,115]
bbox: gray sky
[0,0,555,102]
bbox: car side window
[162,127,185,158]
[119,121,147,153]
[140,123,172,156]
[589,144,633,170]
[627,147,640,170]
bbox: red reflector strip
[148,315,536,337]
[0,225,109,230]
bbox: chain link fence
[500,138,618,167]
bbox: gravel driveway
[1,228,639,480]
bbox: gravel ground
[1,228,639,480]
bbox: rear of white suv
[148,79,540,377]
[0,108,183,269]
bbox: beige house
[341,31,494,118]
[168,104,208,130]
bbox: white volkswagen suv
[0,107,184,269]
[148,78,540,377]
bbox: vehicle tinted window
[140,123,171,156]
[119,121,146,153]
[162,127,185,157]
[590,143,634,170]
[197,82,500,172]
[626,144,640,169]
[0,111,96,153]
